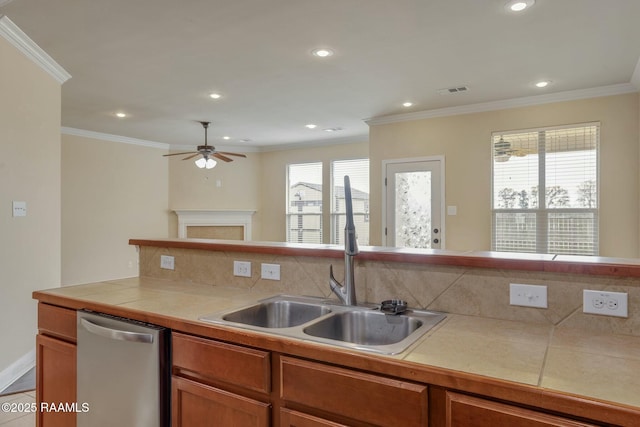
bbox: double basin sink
[200,295,446,355]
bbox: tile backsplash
[139,246,640,336]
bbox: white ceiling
[1,0,639,150]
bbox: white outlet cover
[509,283,548,308]
[583,290,628,318]
[233,260,251,277]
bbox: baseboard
[0,349,36,393]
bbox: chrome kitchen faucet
[330,175,359,305]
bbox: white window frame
[491,122,599,255]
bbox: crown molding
[260,134,369,152]
[62,127,170,150]
[365,83,639,126]
[0,15,71,84]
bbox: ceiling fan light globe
[195,157,207,168]
[205,158,217,169]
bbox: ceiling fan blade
[163,151,197,157]
[213,153,233,162]
[217,151,247,158]
[182,153,201,160]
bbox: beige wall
[61,134,170,285]
[168,141,368,242]
[168,150,262,238]
[0,37,61,372]
[259,142,369,242]
[369,93,640,257]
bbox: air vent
[437,86,469,95]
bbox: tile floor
[0,391,35,426]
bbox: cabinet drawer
[445,392,599,427]
[38,303,77,342]
[172,376,270,427]
[172,332,271,394]
[280,356,428,426]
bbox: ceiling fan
[494,135,533,162]
[164,121,246,169]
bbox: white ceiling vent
[437,86,469,95]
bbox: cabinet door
[280,408,350,427]
[446,392,598,427]
[172,376,270,427]
[36,334,77,427]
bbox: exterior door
[384,158,443,249]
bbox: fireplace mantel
[174,210,256,240]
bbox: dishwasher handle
[80,318,154,344]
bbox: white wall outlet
[583,290,628,318]
[261,263,280,281]
[509,283,548,308]
[233,261,251,277]
[160,255,175,270]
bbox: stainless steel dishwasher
[77,310,170,427]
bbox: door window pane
[394,171,431,248]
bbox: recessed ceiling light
[209,93,222,99]
[305,124,317,129]
[535,80,551,88]
[402,102,413,107]
[115,112,127,118]
[312,48,334,58]
[505,0,534,12]
[223,136,230,140]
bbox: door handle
[80,318,154,344]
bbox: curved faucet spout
[329,175,358,306]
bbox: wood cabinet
[279,356,428,427]
[36,303,77,427]
[171,332,271,427]
[35,299,636,427]
[280,408,350,427]
[433,390,600,427]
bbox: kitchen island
[34,274,640,426]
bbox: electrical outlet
[160,255,175,270]
[261,263,280,281]
[583,290,628,317]
[233,261,251,277]
[509,283,548,308]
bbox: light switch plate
[12,201,27,217]
[509,283,548,308]
[261,263,280,281]
[160,255,175,270]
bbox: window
[491,123,599,255]
[287,162,322,243]
[331,159,370,245]
[286,158,370,245]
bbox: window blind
[331,159,370,245]
[492,123,599,255]
[287,162,323,244]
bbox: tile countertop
[35,277,640,410]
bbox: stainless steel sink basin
[199,295,446,355]
[302,310,421,346]
[222,299,331,328]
